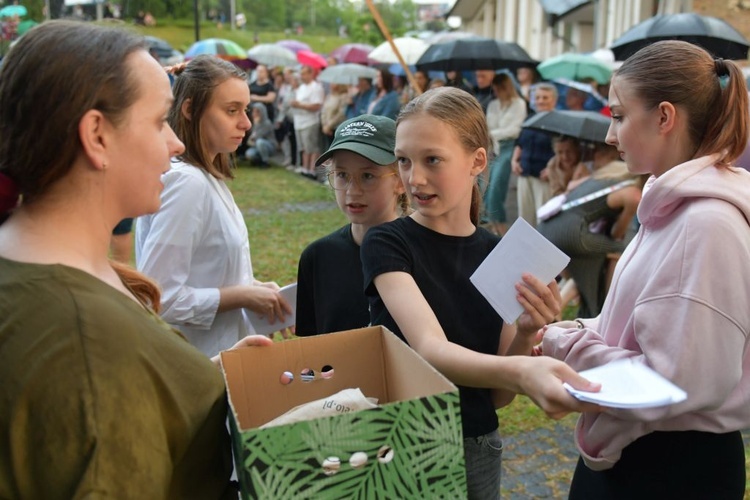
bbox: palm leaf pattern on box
[234,392,466,499]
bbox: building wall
[452,0,750,61]
[694,0,750,45]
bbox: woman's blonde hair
[492,72,520,103]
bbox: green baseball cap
[315,114,397,167]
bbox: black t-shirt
[295,225,371,336]
[361,217,504,438]
[249,80,276,121]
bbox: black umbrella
[522,110,610,143]
[610,13,750,61]
[415,37,538,71]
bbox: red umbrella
[330,43,374,64]
[297,49,328,70]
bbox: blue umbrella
[0,4,27,17]
[551,78,607,112]
[387,63,442,81]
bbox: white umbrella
[318,64,379,85]
[368,37,430,65]
[247,43,298,67]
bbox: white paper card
[470,218,570,323]
[563,359,688,409]
[248,282,297,336]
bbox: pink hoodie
[543,154,750,471]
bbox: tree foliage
[28,0,420,43]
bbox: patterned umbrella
[184,38,247,61]
[276,39,312,54]
[330,43,374,64]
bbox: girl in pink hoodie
[542,40,750,498]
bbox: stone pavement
[501,419,578,499]
[502,420,750,499]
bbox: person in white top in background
[136,55,291,358]
[291,65,325,179]
[274,68,299,168]
[484,72,527,236]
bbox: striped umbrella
[185,38,247,61]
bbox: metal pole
[365,0,420,95]
[193,0,200,42]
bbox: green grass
[231,164,345,284]
[131,22,347,55]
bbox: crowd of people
[255,59,625,316]
[1,20,750,500]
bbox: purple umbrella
[330,43,374,64]
[275,39,312,54]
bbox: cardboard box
[222,326,467,499]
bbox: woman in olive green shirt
[0,21,270,499]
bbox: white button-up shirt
[135,160,255,357]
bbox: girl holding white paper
[542,41,750,498]
[136,56,291,358]
[360,87,600,499]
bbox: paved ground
[502,421,750,499]
[502,419,578,499]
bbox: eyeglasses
[326,170,398,191]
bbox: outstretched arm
[374,271,600,419]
